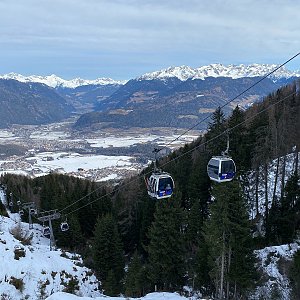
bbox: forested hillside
[1,80,299,299]
[0,79,73,127]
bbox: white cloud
[0,0,299,78]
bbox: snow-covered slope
[251,243,300,300]
[0,189,198,300]
[137,64,300,82]
[0,73,127,89]
[0,190,102,300]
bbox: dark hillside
[0,79,73,127]
[56,83,122,108]
[74,76,289,130]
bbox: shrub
[63,277,79,294]
[14,247,26,260]
[9,277,24,292]
[37,280,49,300]
[9,222,33,246]
[1,293,12,300]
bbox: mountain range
[0,73,127,88]
[137,63,300,81]
[1,63,299,87]
[74,64,300,130]
[0,63,299,129]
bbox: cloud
[0,0,299,78]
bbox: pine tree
[102,269,120,296]
[278,173,300,243]
[205,106,227,155]
[147,194,186,291]
[227,105,250,172]
[92,214,124,292]
[204,181,256,299]
[124,251,144,297]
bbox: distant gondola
[146,148,175,200]
[60,221,69,232]
[43,226,51,238]
[146,171,175,200]
[207,156,236,183]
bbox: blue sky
[0,0,299,80]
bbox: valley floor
[0,119,200,182]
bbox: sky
[0,0,299,80]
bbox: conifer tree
[227,105,250,172]
[55,215,84,250]
[205,106,227,155]
[278,172,300,243]
[102,269,120,296]
[92,214,124,292]
[204,181,256,299]
[185,154,211,291]
[124,250,144,297]
[147,194,185,291]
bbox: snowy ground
[0,123,200,182]
[0,217,102,300]
[251,243,300,300]
[46,291,191,300]
[86,134,197,149]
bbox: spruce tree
[102,269,120,296]
[92,214,124,293]
[124,250,144,297]
[204,181,256,299]
[278,173,300,243]
[205,106,227,155]
[147,194,185,291]
[227,105,250,172]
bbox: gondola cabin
[207,156,236,183]
[43,226,51,238]
[30,208,37,215]
[147,172,174,200]
[60,222,69,232]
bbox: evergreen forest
[1,80,300,299]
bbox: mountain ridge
[0,73,127,89]
[137,63,300,82]
[2,63,299,89]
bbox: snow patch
[251,243,300,300]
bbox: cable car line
[55,52,300,213]
[62,88,298,217]
[3,53,299,221]
[159,89,298,168]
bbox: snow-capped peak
[138,65,197,81]
[0,73,127,88]
[137,63,300,82]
